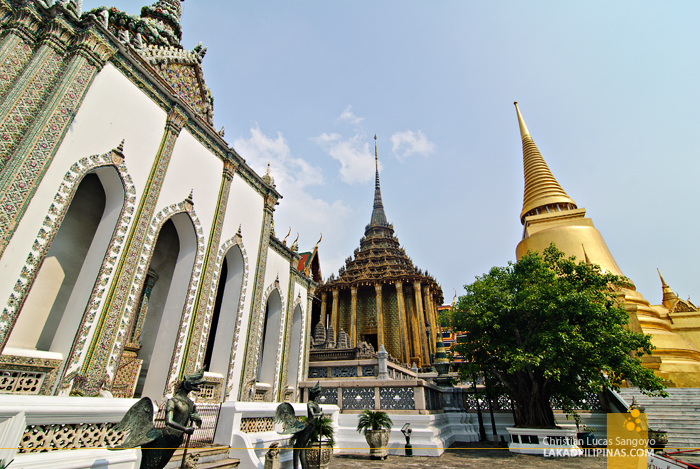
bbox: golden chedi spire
[658,269,679,309]
[513,102,700,387]
[515,102,578,224]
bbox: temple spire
[368,134,388,229]
[658,269,679,309]
[515,102,578,224]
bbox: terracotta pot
[365,429,389,459]
[305,440,333,469]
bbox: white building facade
[0,0,315,406]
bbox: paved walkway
[330,443,607,468]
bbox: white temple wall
[155,129,221,234]
[0,65,165,334]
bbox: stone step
[197,458,240,469]
[166,446,233,469]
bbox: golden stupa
[513,102,700,387]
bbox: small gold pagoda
[316,136,443,369]
[513,102,700,386]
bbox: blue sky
[84,0,700,306]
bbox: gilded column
[0,28,115,260]
[0,6,42,98]
[320,291,327,326]
[408,296,422,367]
[413,281,430,368]
[181,158,237,377]
[395,281,409,364]
[375,283,384,347]
[423,285,437,353]
[0,17,74,168]
[64,106,187,395]
[238,192,277,400]
[330,289,339,342]
[350,286,358,347]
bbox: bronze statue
[114,370,205,469]
[275,382,323,469]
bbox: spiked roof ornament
[368,134,388,230]
[658,269,679,309]
[515,102,577,224]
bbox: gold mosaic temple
[314,137,443,369]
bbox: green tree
[451,244,666,428]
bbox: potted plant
[356,410,393,459]
[648,429,668,453]
[296,415,335,469]
[576,424,596,448]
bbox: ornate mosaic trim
[342,387,375,410]
[279,292,305,402]
[184,162,235,377]
[0,37,34,99]
[0,354,62,396]
[19,422,124,452]
[308,367,327,379]
[260,280,286,402]
[238,199,274,400]
[239,417,274,433]
[0,47,65,170]
[0,48,112,261]
[331,366,356,378]
[1,150,135,362]
[212,235,249,400]
[317,387,337,405]
[141,201,205,396]
[380,386,415,410]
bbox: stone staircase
[617,387,700,452]
[165,445,240,469]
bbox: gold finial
[452,288,457,307]
[282,227,291,246]
[514,101,530,138]
[374,134,378,170]
[515,102,577,224]
[290,232,299,251]
[266,163,270,175]
[315,233,322,248]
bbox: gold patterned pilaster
[238,193,277,401]
[320,291,327,326]
[330,289,339,341]
[413,281,430,368]
[66,106,186,395]
[350,287,358,347]
[375,283,384,347]
[395,281,409,364]
[181,159,237,377]
[0,28,115,260]
[423,285,436,354]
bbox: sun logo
[625,408,643,432]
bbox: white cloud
[390,130,435,160]
[234,126,352,258]
[337,105,364,125]
[312,132,379,184]
[234,125,323,190]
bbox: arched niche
[135,212,197,399]
[257,288,283,387]
[7,166,125,360]
[286,304,304,399]
[204,244,245,395]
